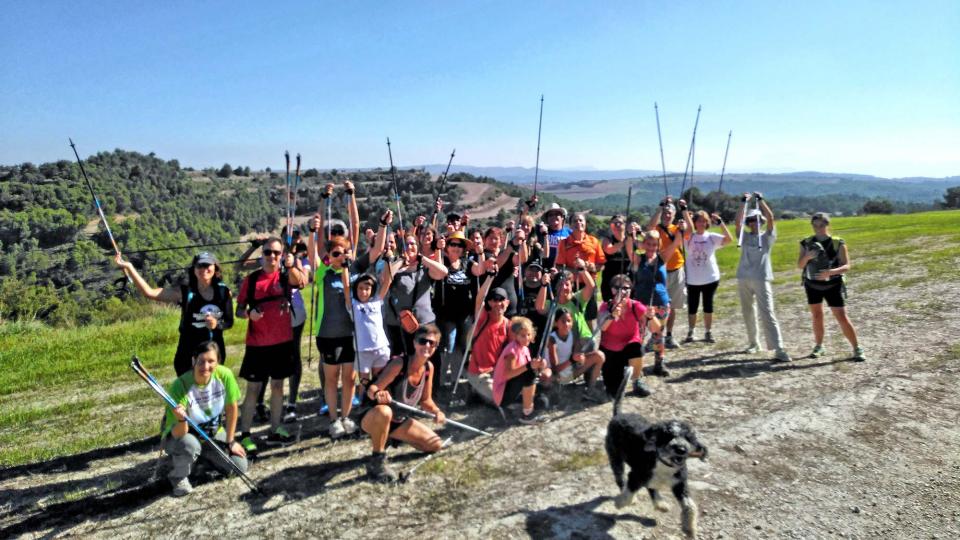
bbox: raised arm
[114,255,180,303]
[342,265,353,313]
[735,193,749,238]
[756,193,775,233]
[419,253,449,281]
[344,181,360,245]
[368,209,392,263]
[714,213,733,246]
[474,269,496,316]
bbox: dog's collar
[656,451,680,469]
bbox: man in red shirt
[235,237,307,452]
[466,276,511,405]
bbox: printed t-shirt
[492,341,531,405]
[544,226,572,268]
[685,232,725,286]
[236,269,293,346]
[162,365,240,437]
[599,298,646,352]
[467,310,509,375]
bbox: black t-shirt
[434,257,475,320]
[485,249,518,316]
[520,281,547,337]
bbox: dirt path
[2,269,958,538]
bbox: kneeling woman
[162,341,247,496]
[360,324,446,483]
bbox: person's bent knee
[423,434,443,453]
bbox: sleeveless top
[550,330,574,364]
[388,356,431,424]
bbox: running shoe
[318,401,329,416]
[170,476,193,497]
[254,404,270,423]
[366,452,398,483]
[744,344,761,354]
[774,349,793,362]
[852,346,866,362]
[352,394,362,407]
[239,435,258,454]
[704,331,715,344]
[664,335,680,349]
[633,379,653,397]
[582,386,608,403]
[683,331,695,344]
[651,362,671,377]
[810,344,826,358]
[265,426,295,446]
[518,409,546,425]
[341,417,357,435]
[328,418,345,439]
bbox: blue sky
[2,1,958,177]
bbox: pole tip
[68,137,75,146]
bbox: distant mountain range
[418,164,663,183]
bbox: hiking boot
[633,379,653,397]
[265,426,295,446]
[254,403,270,423]
[239,435,258,454]
[852,346,867,362]
[283,404,297,424]
[774,349,793,362]
[651,361,671,377]
[366,452,398,483]
[810,344,826,358]
[170,476,193,497]
[328,418,345,439]
[744,344,761,354]
[518,409,546,425]
[341,417,357,435]
[664,335,680,349]
[683,331,695,344]
[704,331,715,344]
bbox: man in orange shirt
[557,212,606,322]
[648,197,690,348]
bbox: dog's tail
[612,366,633,417]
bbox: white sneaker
[328,417,345,439]
[341,416,357,435]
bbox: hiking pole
[386,137,405,230]
[398,436,453,483]
[431,148,456,227]
[677,105,701,200]
[718,130,732,194]
[283,151,292,247]
[654,102,669,197]
[736,195,749,248]
[532,94,544,197]
[129,357,263,494]
[755,194,763,251]
[293,153,302,243]
[69,138,131,283]
[391,401,493,436]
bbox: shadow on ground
[518,495,657,539]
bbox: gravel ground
[2,273,958,539]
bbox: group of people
[115,184,865,494]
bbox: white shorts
[357,346,391,374]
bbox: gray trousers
[737,278,785,351]
[163,430,248,483]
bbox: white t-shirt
[352,298,390,351]
[685,232,725,286]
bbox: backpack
[801,236,845,290]
[244,268,292,312]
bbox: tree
[217,164,233,178]
[304,168,320,178]
[941,186,960,209]
[861,199,894,214]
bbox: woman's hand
[229,440,246,458]
[172,405,188,423]
[435,236,446,251]
[248,308,264,322]
[433,410,446,425]
[815,269,834,280]
[531,357,547,371]
[572,352,585,364]
[204,313,218,330]
[373,389,392,405]
[343,180,355,194]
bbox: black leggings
[686,280,719,315]
[600,342,644,397]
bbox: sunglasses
[488,296,507,302]
[262,249,282,257]
[196,263,214,269]
[611,286,632,291]
[416,337,438,347]
[448,242,465,248]
[611,221,624,226]
[330,251,344,258]
[406,241,418,247]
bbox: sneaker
[633,379,653,397]
[651,362,671,377]
[704,331,715,344]
[683,331,695,344]
[341,417,357,435]
[328,418,346,439]
[283,404,297,424]
[366,452,398,483]
[744,344,761,354]
[664,335,680,349]
[265,426,295,446]
[254,404,270,423]
[809,344,826,358]
[318,402,329,416]
[170,476,193,497]
[239,435,258,454]
[852,346,866,362]
[518,409,546,425]
[774,349,793,362]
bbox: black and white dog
[605,367,708,538]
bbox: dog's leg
[647,488,671,512]
[672,481,698,539]
[605,438,625,490]
[614,482,635,509]
[616,467,652,509]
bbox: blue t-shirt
[545,226,572,268]
[632,255,670,307]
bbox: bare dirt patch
[2,269,958,538]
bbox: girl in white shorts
[344,272,393,384]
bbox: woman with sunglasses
[597,274,659,398]
[601,214,632,302]
[115,251,234,376]
[382,234,448,357]
[360,324,446,483]
[434,231,486,388]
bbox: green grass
[1,210,959,467]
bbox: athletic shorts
[467,371,495,404]
[497,368,537,406]
[357,346,391,373]
[317,335,355,366]
[666,268,687,309]
[239,341,296,383]
[804,281,846,308]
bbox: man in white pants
[735,193,792,362]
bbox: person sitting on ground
[598,274,660,398]
[466,276,510,405]
[534,267,600,368]
[492,317,550,424]
[681,209,733,343]
[797,212,866,361]
[627,228,677,377]
[235,237,308,452]
[648,196,691,349]
[360,324,446,483]
[115,251,234,376]
[735,193,792,362]
[163,341,247,497]
[541,307,607,402]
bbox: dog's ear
[682,426,708,461]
